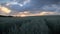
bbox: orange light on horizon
[12,11,60,17]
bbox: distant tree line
[0,15,13,17]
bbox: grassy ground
[0,15,60,34]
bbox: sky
[0,0,60,16]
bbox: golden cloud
[0,6,11,14]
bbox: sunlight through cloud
[0,6,11,14]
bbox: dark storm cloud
[30,0,60,7]
[30,0,60,4]
[20,0,60,11]
[41,4,60,12]
[51,0,60,4]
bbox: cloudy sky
[0,0,60,16]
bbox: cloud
[1,0,59,12]
[0,0,11,3]
[42,4,60,12]
[0,6,11,15]
[39,12,60,15]
[6,0,30,7]
[11,11,60,17]
[0,0,60,16]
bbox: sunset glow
[11,11,60,17]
